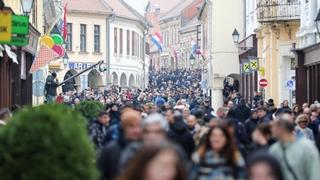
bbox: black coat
[167,120,195,158]
[97,134,131,180]
[45,75,58,96]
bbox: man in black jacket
[44,72,59,103]
[97,108,142,180]
[167,111,195,158]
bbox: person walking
[88,111,111,149]
[191,125,246,180]
[97,108,142,180]
[294,114,315,141]
[0,108,12,126]
[44,72,59,103]
[269,113,320,180]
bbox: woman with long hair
[117,142,187,180]
[191,125,246,179]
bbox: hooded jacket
[167,119,195,158]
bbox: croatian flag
[151,32,163,53]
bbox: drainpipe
[106,11,115,88]
[106,17,110,87]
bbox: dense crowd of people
[1,69,320,180]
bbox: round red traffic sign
[259,78,268,88]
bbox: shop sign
[12,15,29,35]
[0,35,29,46]
[0,14,29,46]
[243,63,250,73]
[0,12,12,41]
[250,59,258,71]
[69,62,94,70]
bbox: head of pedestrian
[118,142,187,180]
[227,101,234,109]
[216,107,227,119]
[187,115,198,130]
[251,108,259,119]
[283,100,289,108]
[0,108,12,125]
[295,114,309,129]
[247,153,284,180]
[165,109,174,124]
[142,113,168,144]
[257,107,267,118]
[182,108,190,120]
[120,108,142,141]
[98,111,110,126]
[303,107,311,118]
[252,123,273,147]
[302,103,309,110]
[51,72,57,78]
[196,124,241,167]
[271,113,295,143]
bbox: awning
[0,45,4,57]
[4,45,18,64]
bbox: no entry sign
[259,78,268,88]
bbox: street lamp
[189,54,195,66]
[62,53,69,68]
[20,0,35,15]
[232,28,240,45]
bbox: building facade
[52,0,149,92]
[0,0,42,108]
[294,0,320,105]
[52,0,112,92]
[107,0,149,89]
[238,0,258,103]
[199,0,244,110]
[256,0,300,106]
[159,0,203,70]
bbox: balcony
[257,0,300,23]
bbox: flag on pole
[29,45,59,73]
[151,32,163,53]
[62,3,68,41]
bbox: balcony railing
[257,0,300,23]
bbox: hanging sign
[259,67,265,77]
[0,12,12,41]
[250,59,258,71]
[11,15,29,35]
[243,63,250,73]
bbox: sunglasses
[299,121,308,123]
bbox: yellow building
[256,0,300,106]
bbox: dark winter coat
[167,120,195,158]
[45,75,58,96]
[97,133,132,180]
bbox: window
[127,30,130,55]
[120,28,123,54]
[135,34,139,57]
[114,27,118,54]
[66,23,72,51]
[94,25,100,52]
[80,24,86,52]
[132,31,135,56]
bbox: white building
[105,0,150,89]
[199,0,244,110]
[53,0,149,92]
[297,0,319,47]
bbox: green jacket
[269,138,320,180]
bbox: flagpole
[45,1,68,35]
